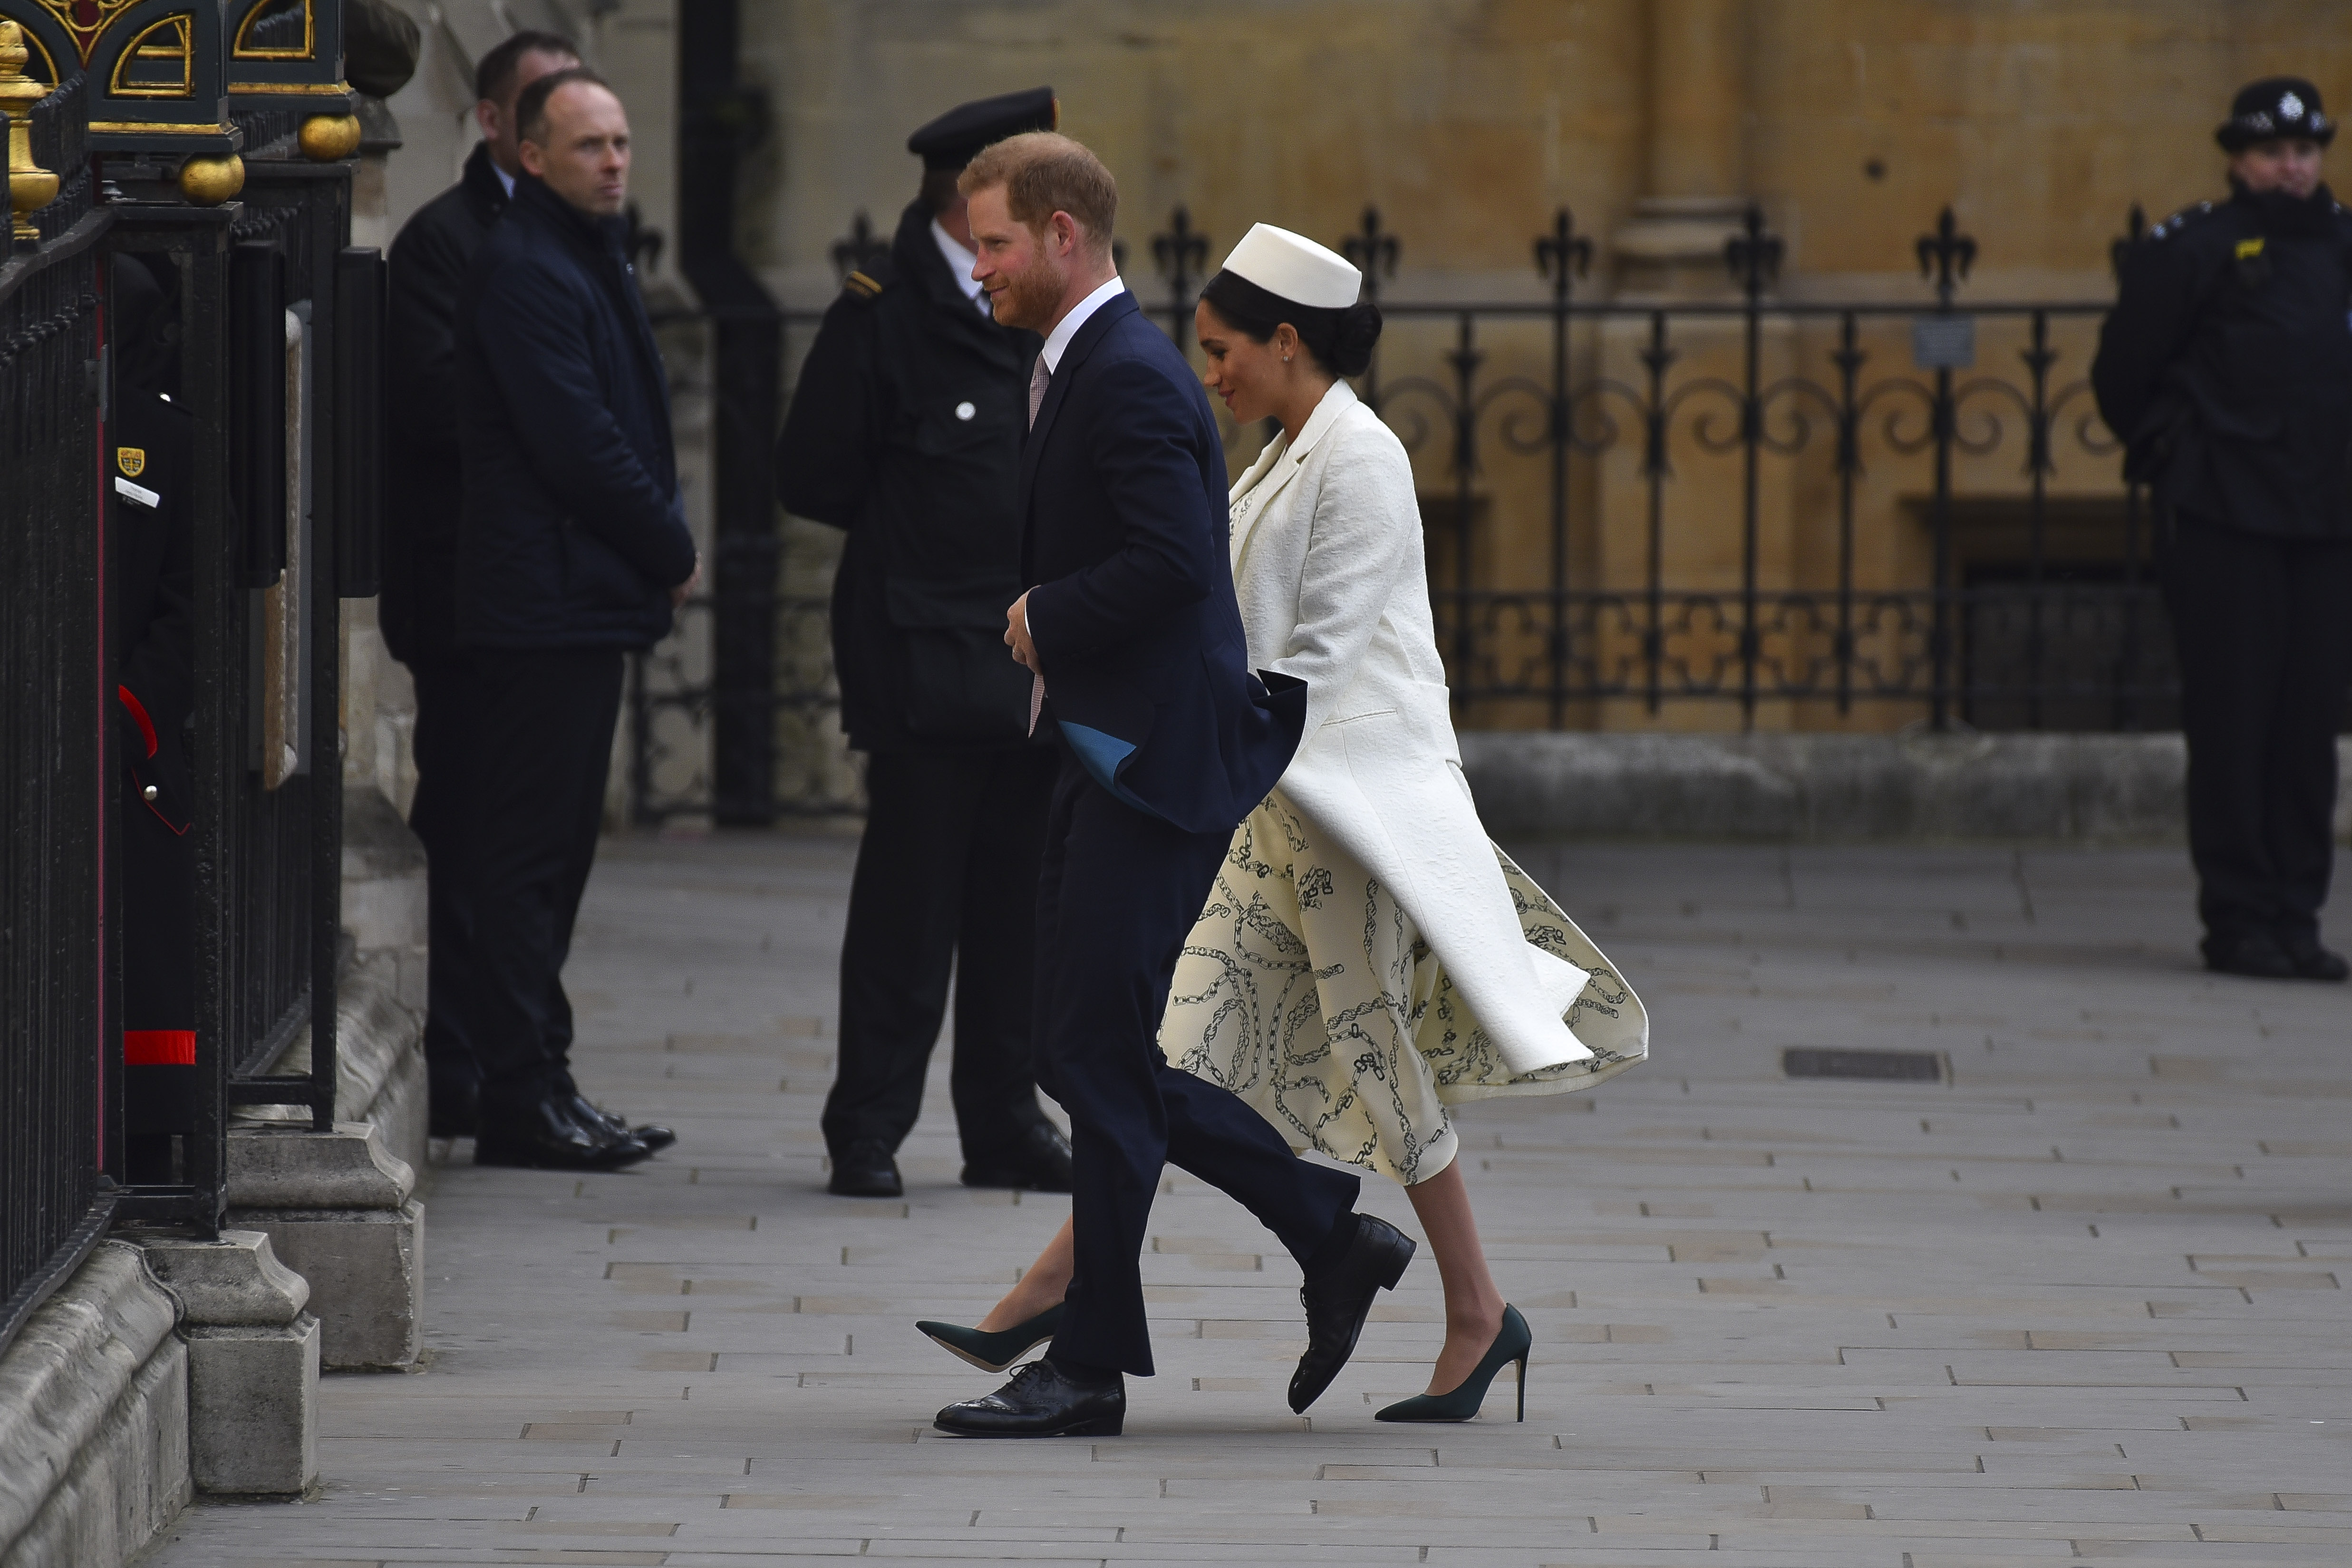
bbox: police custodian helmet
[2216,77,2336,152]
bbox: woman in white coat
[920,226,1646,1422]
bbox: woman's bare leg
[1403,1158,1508,1395]
[976,1215,1075,1331]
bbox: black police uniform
[774,89,1071,1193]
[2091,78,2352,978]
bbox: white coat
[1228,379,1600,1077]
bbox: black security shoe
[2278,930,2351,983]
[571,1093,677,1152]
[828,1140,903,1198]
[476,1095,651,1171]
[933,1357,1124,1438]
[2204,929,2300,980]
[961,1121,1074,1193]
[428,1082,478,1140]
[1290,1213,1416,1413]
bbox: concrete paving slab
[136,835,2352,1568]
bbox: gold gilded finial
[298,113,361,163]
[0,20,60,243]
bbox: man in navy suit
[930,133,1417,1439]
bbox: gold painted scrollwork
[32,0,136,66]
[110,12,194,98]
[232,0,312,61]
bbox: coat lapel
[1229,379,1359,575]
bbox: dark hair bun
[1318,301,1382,378]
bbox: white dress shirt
[930,219,990,316]
[1040,274,1126,373]
[493,160,516,198]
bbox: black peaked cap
[907,87,1058,171]
[2217,77,2335,151]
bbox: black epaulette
[2146,200,2218,242]
[842,270,885,302]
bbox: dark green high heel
[1373,1304,1531,1423]
[915,1303,1065,1374]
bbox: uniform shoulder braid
[2147,200,2221,242]
[841,265,889,304]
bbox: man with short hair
[2094,77,2352,983]
[928,132,1406,1439]
[385,29,597,1145]
[454,68,700,1168]
[774,88,1072,1201]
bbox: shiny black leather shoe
[2278,931,2351,983]
[933,1357,1123,1438]
[571,1094,677,1152]
[828,1140,903,1198]
[476,1096,651,1171]
[917,1304,1065,1373]
[2204,929,2300,979]
[960,1121,1074,1193]
[1289,1213,1416,1413]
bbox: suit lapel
[1018,290,1141,511]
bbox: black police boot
[2277,929,2351,982]
[961,1120,1073,1193]
[2203,929,2300,979]
[828,1139,903,1198]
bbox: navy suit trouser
[1034,755,1360,1377]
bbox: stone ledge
[0,1242,189,1566]
[1459,731,2352,843]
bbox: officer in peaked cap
[2093,76,2352,983]
[774,87,1073,1197]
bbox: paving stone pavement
[139,834,2352,1568]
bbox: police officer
[2094,77,2352,982]
[776,88,1074,1197]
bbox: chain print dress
[1156,380,1646,1188]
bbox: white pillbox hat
[1219,223,1363,310]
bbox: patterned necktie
[1028,356,1051,429]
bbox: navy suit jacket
[1022,290,1306,835]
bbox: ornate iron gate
[628,196,2229,826]
[0,0,380,1349]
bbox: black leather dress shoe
[961,1121,1074,1192]
[1289,1213,1416,1413]
[828,1140,903,1198]
[2278,931,2351,982]
[571,1094,677,1152]
[476,1096,652,1171]
[934,1357,1124,1438]
[2205,929,2300,979]
[428,1083,478,1140]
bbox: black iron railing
[0,74,113,1354]
[628,197,2214,824]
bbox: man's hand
[1005,590,1042,676]
[672,552,703,610]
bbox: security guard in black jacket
[2093,77,2352,982]
[385,30,679,1152]
[776,88,1074,1198]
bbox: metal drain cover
[1782,1047,1943,1082]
